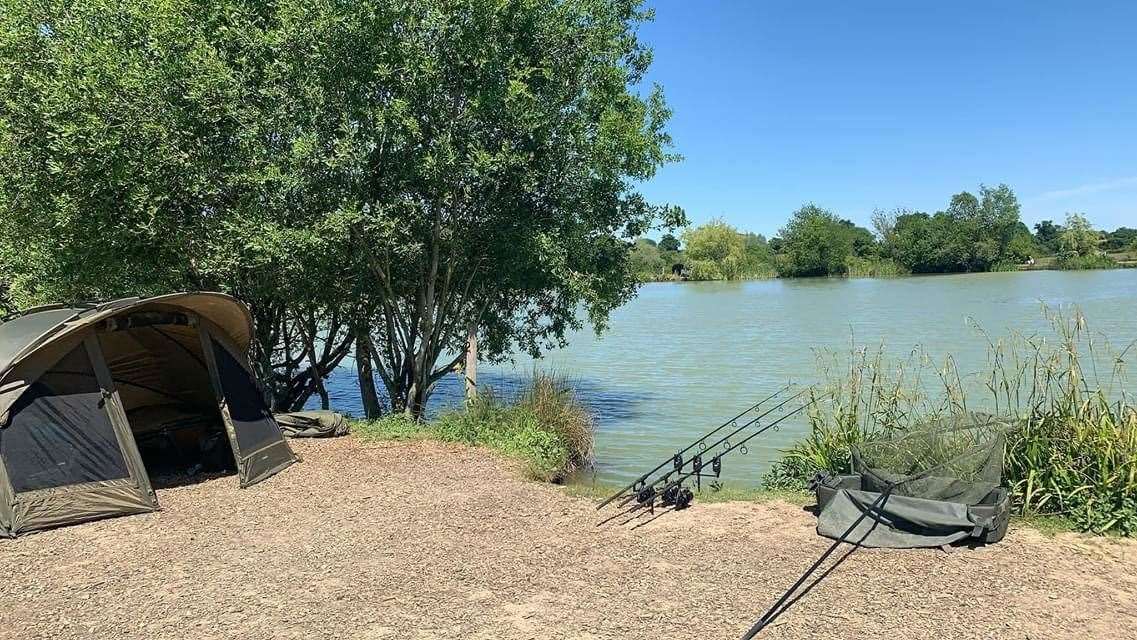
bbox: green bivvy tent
[0,293,297,537]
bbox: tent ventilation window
[0,345,129,493]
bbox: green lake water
[320,269,1137,487]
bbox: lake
[314,269,1137,487]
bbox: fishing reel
[660,483,695,510]
[634,484,657,505]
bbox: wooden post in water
[464,321,478,402]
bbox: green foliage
[1006,229,1040,262]
[1103,227,1137,251]
[682,218,749,280]
[1055,254,1117,270]
[629,238,671,280]
[1058,213,1103,258]
[0,0,369,408]
[0,0,682,417]
[765,309,1137,536]
[1034,220,1062,249]
[845,256,907,277]
[658,233,681,252]
[1034,220,1064,253]
[876,185,1027,273]
[325,0,684,415]
[741,232,777,276]
[776,204,855,277]
[673,220,777,280]
[353,372,594,482]
[1053,213,1115,270]
[353,414,427,441]
[680,259,714,281]
[843,221,878,258]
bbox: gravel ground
[2,436,1135,640]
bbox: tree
[1,0,683,419]
[629,239,667,278]
[344,0,683,417]
[840,219,878,258]
[1034,220,1063,252]
[682,219,748,280]
[741,232,774,274]
[0,0,359,411]
[777,204,852,277]
[658,233,681,252]
[876,185,1026,273]
[1059,213,1102,257]
[1104,227,1137,252]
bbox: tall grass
[845,256,909,277]
[764,308,1137,536]
[354,372,595,482]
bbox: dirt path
[2,436,1135,639]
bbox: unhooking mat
[274,410,350,438]
[813,412,1014,549]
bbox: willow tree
[342,0,684,416]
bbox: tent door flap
[197,323,296,487]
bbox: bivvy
[596,385,825,526]
[739,412,1014,638]
[0,293,298,537]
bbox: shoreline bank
[4,436,1134,639]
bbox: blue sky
[635,2,1137,238]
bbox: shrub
[1055,253,1116,270]
[686,259,724,281]
[516,373,595,473]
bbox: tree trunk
[355,325,383,419]
[464,321,477,403]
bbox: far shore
[639,262,1136,284]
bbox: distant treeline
[633,184,1135,281]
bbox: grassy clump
[764,307,1137,536]
[352,413,426,441]
[353,372,595,483]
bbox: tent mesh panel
[0,345,129,492]
[211,339,281,453]
[852,413,1009,505]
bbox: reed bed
[765,307,1137,535]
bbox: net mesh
[852,412,1010,505]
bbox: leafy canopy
[776,204,855,277]
[0,0,683,415]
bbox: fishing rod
[739,487,893,639]
[596,383,794,510]
[737,432,993,637]
[613,394,828,520]
[610,387,816,512]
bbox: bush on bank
[1055,253,1117,270]
[353,373,594,482]
[764,308,1137,536]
